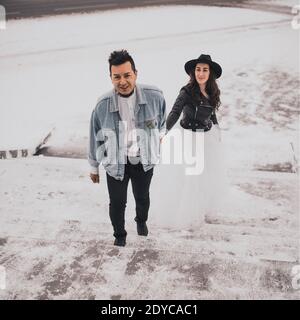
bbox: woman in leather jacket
[166,54,222,133]
[151,54,228,229]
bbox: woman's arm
[166,89,187,131]
[210,110,218,125]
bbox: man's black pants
[106,162,153,239]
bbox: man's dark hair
[108,50,136,75]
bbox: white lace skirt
[150,125,229,229]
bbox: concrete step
[1,217,298,265]
[0,227,298,300]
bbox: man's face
[111,61,137,95]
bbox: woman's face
[195,63,210,86]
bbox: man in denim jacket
[88,50,166,246]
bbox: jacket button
[200,101,203,104]
[195,123,198,126]
[189,123,191,126]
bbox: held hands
[215,124,222,142]
[90,173,100,184]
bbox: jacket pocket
[145,118,158,129]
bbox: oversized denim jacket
[88,84,166,181]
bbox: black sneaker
[114,237,126,247]
[137,222,148,236]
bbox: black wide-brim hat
[184,54,222,79]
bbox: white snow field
[0,3,299,299]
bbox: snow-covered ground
[0,5,298,168]
[250,0,298,7]
[0,156,298,299]
[0,4,299,299]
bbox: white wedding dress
[150,124,229,230]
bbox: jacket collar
[109,84,146,112]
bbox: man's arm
[158,95,167,141]
[88,108,104,183]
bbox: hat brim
[184,58,222,79]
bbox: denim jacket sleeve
[166,88,187,131]
[88,108,105,173]
[158,96,167,139]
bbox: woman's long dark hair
[185,66,221,110]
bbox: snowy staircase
[0,157,298,299]
[0,216,298,299]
